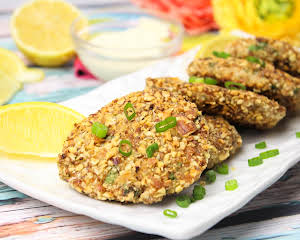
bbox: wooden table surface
[1,1,300,239]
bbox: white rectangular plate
[0,49,300,240]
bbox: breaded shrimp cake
[188,57,300,111]
[146,77,286,129]
[58,88,212,204]
[225,37,300,77]
[203,115,242,169]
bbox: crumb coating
[188,57,300,111]
[146,77,286,129]
[58,89,212,204]
[226,37,300,77]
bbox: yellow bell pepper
[212,0,300,41]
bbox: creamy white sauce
[90,17,170,48]
[79,17,174,81]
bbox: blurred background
[1,0,300,105]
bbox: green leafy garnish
[189,76,218,85]
[119,139,132,157]
[259,149,279,159]
[255,141,267,149]
[163,209,177,218]
[246,56,265,67]
[205,170,216,183]
[105,167,118,184]
[169,173,176,180]
[225,179,238,191]
[193,185,206,200]
[155,116,177,133]
[297,132,300,138]
[212,51,231,59]
[92,122,108,139]
[146,143,159,158]
[225,81,246,90]
[124,102,136,121]
[249,42,267,51]
[248,156,263,167]
[215,163,229,174]
[176,195,192,208]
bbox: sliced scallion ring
[225,179,238,191]
[163,209,177,218]
[176,195,191,208]
[246,56,265,67]
[205,170,216,183]
[248,156,263,167]
[146,143,159,158]
[193,185,206,200]
[204,77,218,85]
[189,76,217,85]
[91,122,108,139]
[189,76,204,83]
[249,42,267,51]
[119,139,132,157]
[225,81,246,90]
[255,141,267,149]
[212,51,231,59]
[155,116,177,133]
[124,102,136,121]
[215,163,229,174]
[259,149,279,159]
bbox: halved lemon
[195,33,240,59]
[0,71,22,105]
[0,102,85,158]
[0,47,44,83]
[11,0,83,67]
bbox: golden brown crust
[187,57,300,111]
[225,37,300,77]
[58,88,212,204]
[204,115,242,169]
[146,77,286,129]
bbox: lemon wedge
[11,0,82,67]
[0,102,84,158]
[195,34,240,59]
[0,47,44,83]
[0,71,22,105]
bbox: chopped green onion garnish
[249,42,267,51]
[205,170,216,183]
[213,51,231,59]
[215,163,229,174]
[204,77,218,85]
[91,122,108,138]
[193,185,206,200]
[189,76,218,85]
[146,143,159,158]
[246,56,265,67]
[155,116,177,133]
[296,132,300,138]
[259,149,279,159]
[124,102,136,121]
[225,179,238,191]
[104,167,118,184]
[225,81,246,90]
[119,139,132,157]
[163,209,177,218]
[189,76,204,83]
[255,141,267,149]
[248,156,263,167]
[169,173,176,180]
[176,195,191,208]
